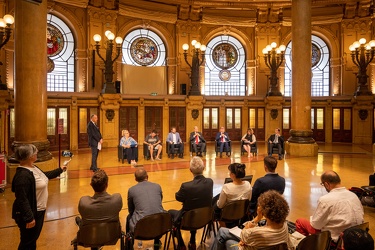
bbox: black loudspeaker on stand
[115,81,121,93]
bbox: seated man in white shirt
[295,170,364,243]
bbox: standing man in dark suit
[189,126,206,156]
[268,128,284,160]
[249,156,285,217]
[215,126,230,158]
[168,157,213,250]
[87,114,103,172]
[75,170,123,249]
[127,168,165,249]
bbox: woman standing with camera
[12,144,67,250]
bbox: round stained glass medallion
[47,57,55,73]
[212,43,238,69]
[130,37,158,66]
[47,24,64,57]
[311,43,321,67]
[219,70,231,81]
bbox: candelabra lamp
[262,42,286,96]
[349,38,375,96]
[182,40,206,96]
[0,14,14,90]
[93,31,123,94]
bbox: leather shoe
[220,153,222,158]
[188,242,196,250]
[91,168,100,172]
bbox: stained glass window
[47,14,75,92]
[284,35,330,96]
[204,35,246,96]
[122,29,166,66]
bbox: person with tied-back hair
[295,170,364,242]
[211,190,295,250]
[212,163,252,221]
[12,144,67,250]
[241,128,256,157]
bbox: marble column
[12,0,52,161]
[286,0,318,156]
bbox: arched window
[284,35,330,96]
[122,29,166,66]
[204,35,246,96]
[47,14,75,92]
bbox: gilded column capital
[99,93,121,110]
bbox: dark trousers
[169,143,184,155]
[191,142,206,153]
[168,209,196,247]
[268,143,282,156]
[90,146,99,170]
[16,210,45,250]
[125,147,138,163]
[218,142,229,153]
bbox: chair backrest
[224,175,253,184]
[257,242,289,250]
[180,206,214,231]
[77,221,121,247]
[133,212,173,240]
[335,222,370,250]
[220,199,249,221]
[297,231,331,250]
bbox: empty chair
[257,242,289,250]
[174,207,214,247]
[127,212,175,250]
[72,221,125,250]
[297,231,331,250]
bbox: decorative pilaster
[352,95,374,144]
[98,93,121,147]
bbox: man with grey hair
[127,168,165,250]
[168,156,213,250]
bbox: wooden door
[119,107,138,141]
[47,107,70,151]
[202,107,219,141]
[226,108,242,141]
[78,107,99,148]
[248,108,265,141]
[169,107,186,142]
[332,108,352,142]
[311,108,325,142]
[145,107,163,141]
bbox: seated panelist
[166,127,184,159]
[189,126,206,157]
[144,130,162,161]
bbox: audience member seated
[249,156,285,217]
[295,170,364,243]
[216,126,230,158]
[166,127,184,159]
[342,227,374,250]
[189,126,206,157]
[119,129,138,166]
[144,130,162,161]
[75,170,123,250]
[127,168,165,250]
[267,128,284,160]
[212,163,252,223]
[210,190,295,250]
[168,157,213,250]
[241,128,257,157]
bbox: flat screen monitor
[224,175,253,184]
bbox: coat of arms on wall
[192,109,199,119]
[106,109,115,121]
[270,109,278,119]
[359,109,368,121]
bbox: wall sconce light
[93,31,123,94]
[182,40,206,96]
[349,38,375,96]
[0,14,15,90]
[262,42,286,96]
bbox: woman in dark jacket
[12,144,67,250]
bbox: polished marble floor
[1,142,375,249]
